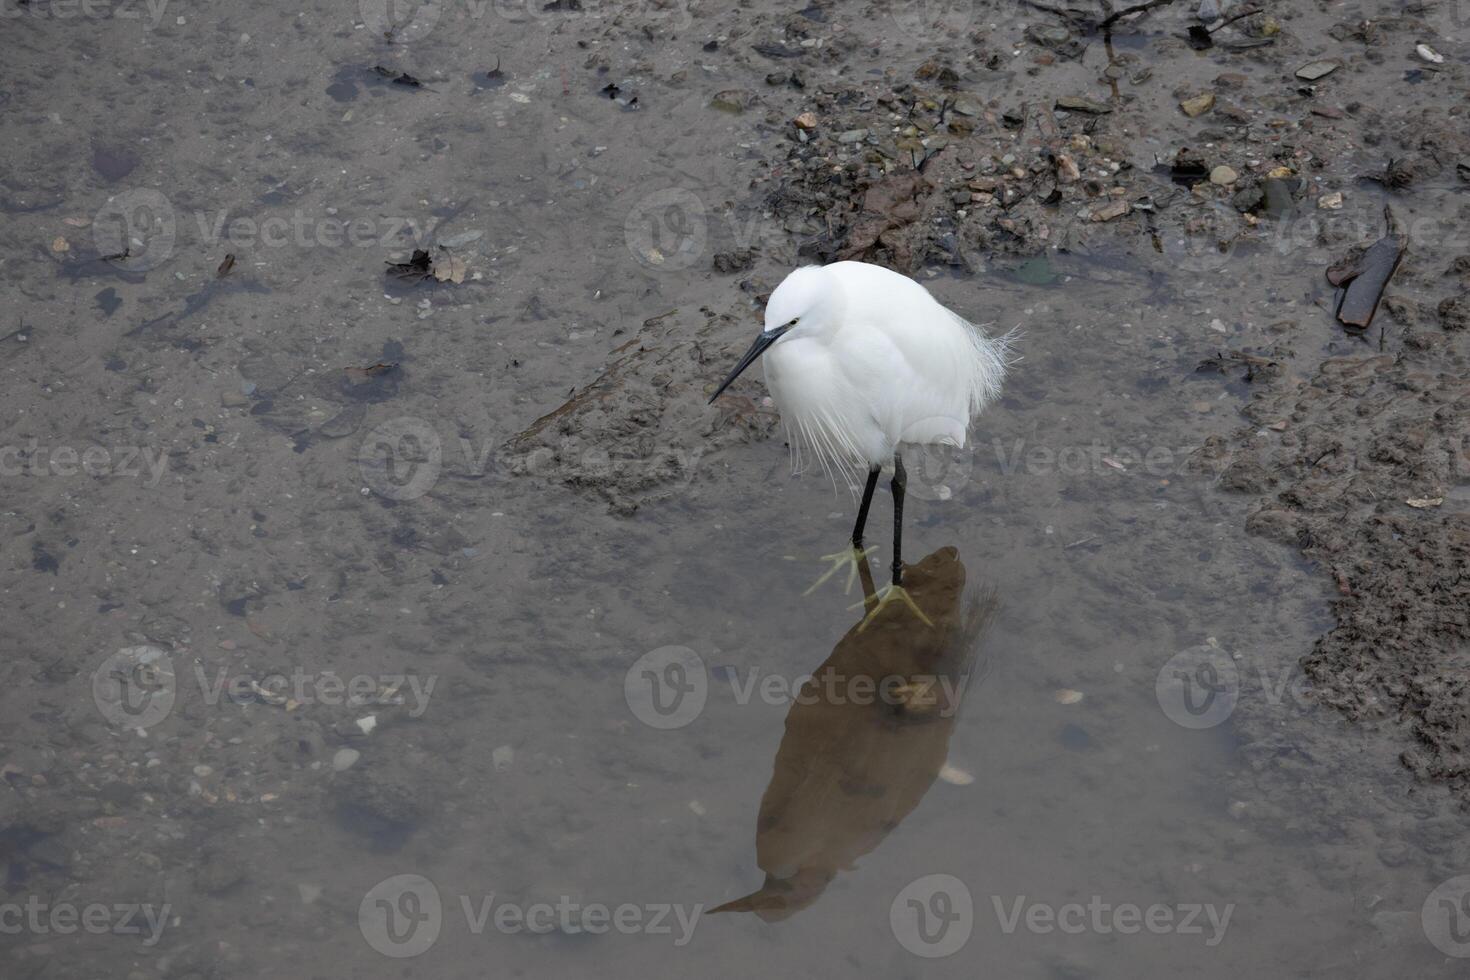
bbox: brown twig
[1209,5,1262,32]
[1099,0,1181,32]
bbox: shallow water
[3,2,1468,977]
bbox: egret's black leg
[805,466,881,597]
[890,454,907,586]
[852,465,882,547]
[848,453,931,631]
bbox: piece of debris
[711,89,755,113]
[381,246,471,285]
[343,362,399,383]
[432,252,467,284]
[217,253,235,278]
[1415,43,1444,64]
[1091,199,1130,222]
[1055,95,1111,114]
[793,111,818,130]
[1295,60,1338,81]
[1167,147,1210,183]
[1180,93,1215,117]
[386,249,433,282]
[1406,497,1444,509]
[1327,211,1406,330]
[713,249,754,274]
[1317,191,1343,210]
[478,58,506,88]
[372,66,422,87]
[938,762,975,786]
[752,41,804,59]
[1210,165,1238,185]
[1054,153,1081,183]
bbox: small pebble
[1180,93,1215,117]
[1209,165,1238,185]
[332,748,361,771]
[1295,60,1338,81]
[939,763,975,785]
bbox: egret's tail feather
[953,315,1019,419]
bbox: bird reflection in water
[711,546,996,921]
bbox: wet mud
[3,0,1470,977]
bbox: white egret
[710,260,1013,630]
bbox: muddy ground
[2,0,1469,977]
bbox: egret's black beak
[708,324,791,404]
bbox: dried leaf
[433,253,467,284]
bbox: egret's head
[709,266,829,404]
[762,265,830,337]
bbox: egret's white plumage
[708,259,1014,619]
[756,261,1013,482]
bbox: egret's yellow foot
[803,545,878,596]
[850,583,934,632]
